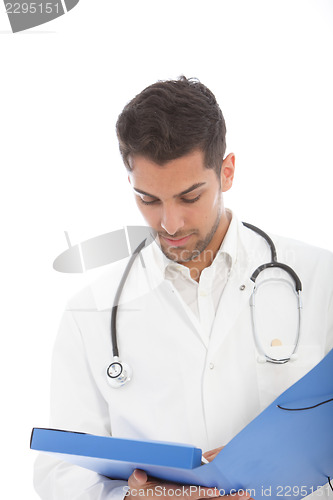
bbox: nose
[160,203,185,235]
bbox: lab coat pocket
[256,344,323,411]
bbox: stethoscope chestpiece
[106,357,132,388]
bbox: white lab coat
[34,216,333,499]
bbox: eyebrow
[133,182,206,199]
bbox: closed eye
[139,195,201,205]
[138,197,160,205]
[181,195,201,203]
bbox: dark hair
[116,76,227,175]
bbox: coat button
[209,362,214,370]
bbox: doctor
[34,77,333,500]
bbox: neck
[183,210,231,282]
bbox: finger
[202,446,224,459]
[202,452,217,462]
[128,469,148,488]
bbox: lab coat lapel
[161,280,210,348]
[210,273,253,352]
[209,223,256,353]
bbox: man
[34,77,333,499]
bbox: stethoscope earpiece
[106,357,132,388]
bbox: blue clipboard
[31,349,333,499]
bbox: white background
[0,1,332,498]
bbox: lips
[160,234,193,247]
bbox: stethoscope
[106,223,303,388]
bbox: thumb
[130,469,148,487]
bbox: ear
[220,153,235,192]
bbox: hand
[126,468,251,500]
[126,469,220,500]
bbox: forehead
[128,150,216,196]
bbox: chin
[162,246,197,263]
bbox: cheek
[209,192,223,219]
[211,190,222,207]
[136,203,160,228]
[200,193,222,224]
[200,193,221,216]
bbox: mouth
[159,234,193,247]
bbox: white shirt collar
[150,208,238,281]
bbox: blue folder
[30,429,202,478]
[31,349,333,500]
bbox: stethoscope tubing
[110,239,146,358]
[107,222,303,386]
[243,222,302,291]
[250,278,302,363]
